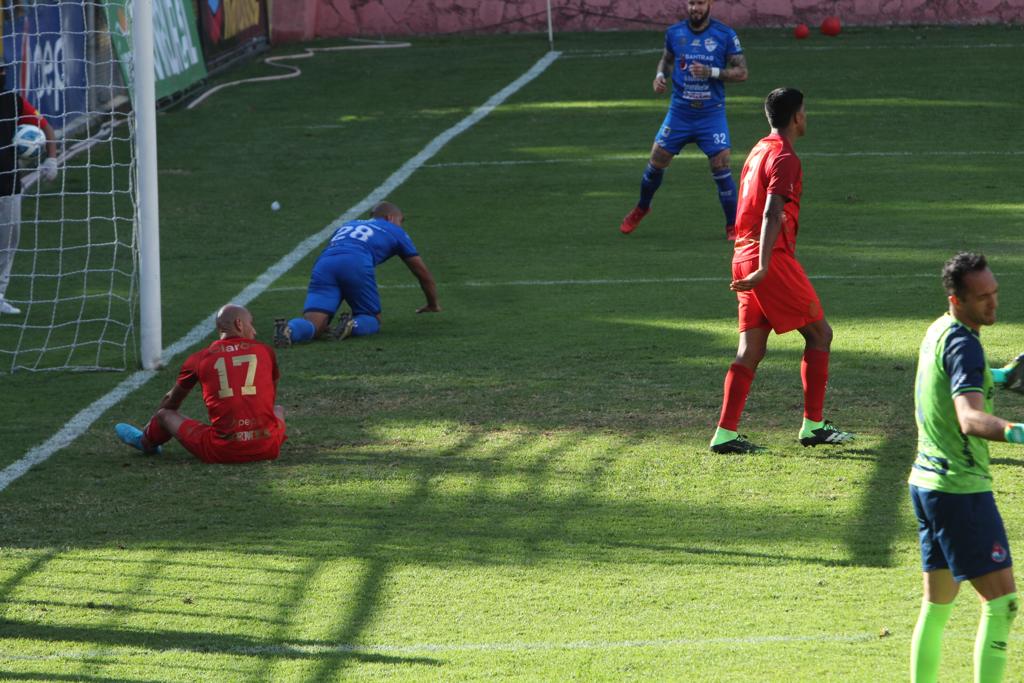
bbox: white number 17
[213,354,258,398]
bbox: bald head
[215,304,256,339]
[370,201,404,227]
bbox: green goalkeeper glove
[993,353,1024,392]
[1005,424,1024,444]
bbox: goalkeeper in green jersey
[909,252,1024,683]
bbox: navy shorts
[909,484,1012,582]
[653,108,730,157]
[303,252,381,317]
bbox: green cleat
[799,420,855,447]
[710,435,765,454]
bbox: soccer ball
[14,124,45,160]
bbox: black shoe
[272,318,292,348]
[330,314,354,341]
[799,420,855,447]
[710,435,765,454]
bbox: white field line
[0,51,562,494]
[563,43,1021,58]
[423,149,1024,169]
[0,632,877,661]
[266,272,941,293]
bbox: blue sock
[288,317,317,343]
[351,314,380,337]
[638,163,664,209]
[713,169,737,226]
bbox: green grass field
[2,24,1024,681]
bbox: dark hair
[764,88,804,129]
[942,251,988,298]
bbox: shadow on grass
[0,277,923,677]
[0,620,441,667]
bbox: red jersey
[18,97,45,129]
[732,133,802,264]
[177,337,283,448]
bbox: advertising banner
[105,0,207,100]
[198,0,268,65]
[1,1,88,131]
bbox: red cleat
[725,224,736,241]
[619,206,650,234]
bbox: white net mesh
[0,1,137,373]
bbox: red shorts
[733,252,823,334]
[177,419,286,464]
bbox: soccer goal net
[0,1,137,373]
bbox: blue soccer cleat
[115,423,162,455]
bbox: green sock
[975,592,1018,683]
[711,427,738,447]
[911,599,954,683]
[800,417,824,438]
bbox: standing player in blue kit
[619,0,748,239]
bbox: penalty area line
[266,272,940,293]
[562,43,1021,58]
[0,632,877,661]
[0,51,562,495]
[423,149,1024,169]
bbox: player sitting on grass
[273,201,440,347]
[909,252,1023,683]
[709,87,853,453]
[115,304,287,464]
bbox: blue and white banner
[2,1,88,131]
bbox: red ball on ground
[794,23,810,39]
[820,16,841,37]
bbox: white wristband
[656,71,666,79]
[710,66,721,79]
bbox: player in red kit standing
[115,304,287,463]
[709,88,854,454]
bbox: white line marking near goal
[0,632,877,661]
[265,272,939,293]
[423,149,1024,169]
[0,51,562,495]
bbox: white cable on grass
[187,41,412,110]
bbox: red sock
[802,348,830,422]
[718,362,755,431]
[143,415,172,447]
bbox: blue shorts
[303,252,381,317]
[909,484,1012,582]
[653,108,730,157]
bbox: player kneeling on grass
[709,87,853,453]
[115,304,287,464]
[909,252,1024,683]
[273,201,440,347]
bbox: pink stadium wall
[270,0,1024,42]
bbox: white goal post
[0,0,165,373]
[132,0,160,370]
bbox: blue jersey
[321,218,418,267]
[664,19,742,118]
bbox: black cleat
[330,313,354,341]
[710,435,765,454]
[272,318,292,348]
[799,420,855,447]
